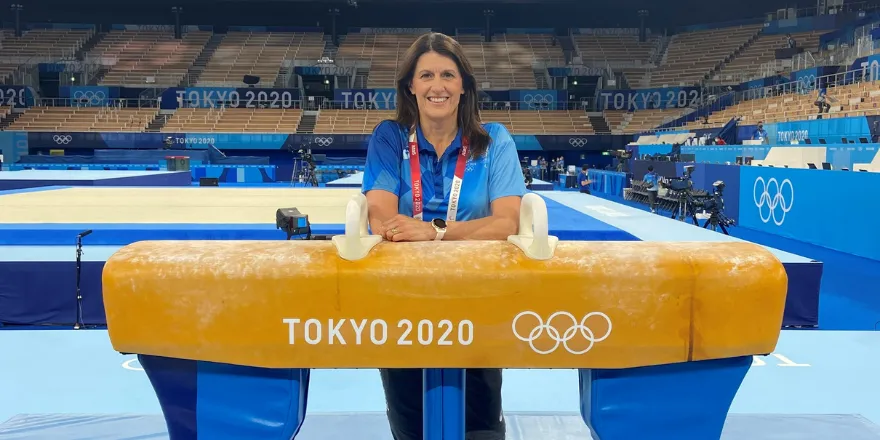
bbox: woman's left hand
[380,214,437,242]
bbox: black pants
[580,188,591,194]
[647,190,658,211]
[380,368,505,440]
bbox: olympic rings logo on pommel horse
[512,311,612,355]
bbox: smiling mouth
[428,97,449,103]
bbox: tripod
[74,229,92,330]
[670,192,698,224]
[702,211,731,235]
[290,158,318,187]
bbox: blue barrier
[9,163,278,183]
[192,165,276,183]
[738,166,880,261]
[678,163,742,223]
[588,169,628,196]
[9,163,165,171]
[738,116,873,145]
[678,144,879,171]
[7,131,631,153]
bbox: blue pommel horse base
[101,194,788,439]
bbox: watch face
[433,218,447,229]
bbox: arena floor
[1,171,879,439]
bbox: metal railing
[28,96,608,114]
[792,51,817,71]
[38,97,161,108]
[773,1,880,21]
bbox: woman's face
[409,51,464,125]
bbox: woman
[360,32,527,440]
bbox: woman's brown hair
[393,32,490,159]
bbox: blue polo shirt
[362,120,527,222]
[577,171,589,191]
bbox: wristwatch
[431,218,447,241]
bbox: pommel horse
[102,193,788,440]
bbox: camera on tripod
[662,165,695,192]
[290,144,319,187]
[298,149,316,169]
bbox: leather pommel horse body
[102,193,788,440]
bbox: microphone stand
[74,229,92,330]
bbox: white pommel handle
[507,193,559,260]
[332,193,383,261]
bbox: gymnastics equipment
[102,192,788,440]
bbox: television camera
[288,141,318,187]
[691,180,735,235]
[610,149,633,172]
[660,165,697,221]
[298,148,316,169]
[660,166,734,234]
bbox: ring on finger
[390,227,399,235]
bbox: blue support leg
[579,356,752,440]
[139,355,310,440]
[424,368,466,440]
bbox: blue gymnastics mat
[0,170,191,190]
[325,172,555,191]
[0,194,634,246]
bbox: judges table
[102,194,788,440]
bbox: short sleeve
[361,120,402,196]
[486,123,528,202]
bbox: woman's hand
[379,214,437,242]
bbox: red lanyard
[408,128,469,221]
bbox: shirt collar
[415,124,463,157]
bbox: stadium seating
[0,28,94,60]
[0,29,95,83]
[197,32,325,88]
[605,109,691,134]
[7,106,157,132]
[161,107,303,133]
[338,32,563,90]
[314,109,394,134]
[573,33,660,64]
[313,109,594,135]
[648,24,763,87]
[684,81,880,129]
[572,32,660,88]
[0,105,14,121]
[482,110,595,134]
[0,65,18,84]
[88,30,212,88]
[337,33,419,88]
[457,34,563,90]
[713,31,824,82]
